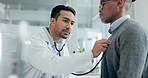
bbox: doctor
[22,5,110,78]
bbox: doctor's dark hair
[50,5,76,19]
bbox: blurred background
[0,0,148,78]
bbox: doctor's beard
[59,29,71,39]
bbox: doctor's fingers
[93,41,108,49]
[101,46,108,52]
[100,43,109,48]
[92,43,107,52]
[96,39,110,44]
[97,44,108,51]
[91,44,107,58]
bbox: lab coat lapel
[41,27,53,51]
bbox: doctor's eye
[71,22,74,25]
[63,19,69,23]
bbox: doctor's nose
[66,23,73,29]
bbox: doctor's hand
[91,39,110,58]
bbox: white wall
[134,0,148,31]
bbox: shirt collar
[109,15,130,34]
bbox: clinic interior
[0,0,147,78]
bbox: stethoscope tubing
[54,42,65,56]
[71,52,106,76]
[44,27,105,76]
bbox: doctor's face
[53,10,75,39]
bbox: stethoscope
[71,52,105,76]
[45,27,105,76]
[53,41,106,76]
[54,42,65,56]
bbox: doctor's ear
[50,18,55,24]
[117,0,124,8]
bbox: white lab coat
[22,27,93,78]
